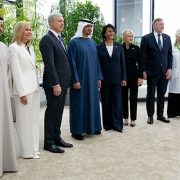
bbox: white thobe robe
[0,42,17,177]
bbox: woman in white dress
[167,29,180,118]
[9,21,40,159]
[0,17,17,177]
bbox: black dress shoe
[55,139,73,148]
[113,128,123,133]
[72,134,84,140]
[44,144,64,153]
[147,117,153,124]
[94,131,101,135]
[157,116,170,123]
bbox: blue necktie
[158,33,162,51]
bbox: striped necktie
[57,35,66,52]
[158,33,162,51]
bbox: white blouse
[106,45,113,57]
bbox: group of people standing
[1,12,180,177]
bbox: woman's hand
[143,71,147,80]
[121,80,127,86]
[98,80,101,88]
[137,78,143,86]
[20,96,28,105]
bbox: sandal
[124,119,129,126]
[130,120,136,127]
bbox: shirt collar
[49,29,61,38]
[154,31,162,36]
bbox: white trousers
[14,91,40,158]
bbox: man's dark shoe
[157,116,170,123]
[147,117,153,124]
[71,134,84,140]
[55,139,73,148]
[94,131,101,135]
[44,144,64,153]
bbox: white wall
[154,0,180,43]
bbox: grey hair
[48,13,63,26]
[152,18,163,28]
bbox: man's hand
[20,96,28,105]
[73,82,81,89]
[53,85,62,96]
[166,69,172,80]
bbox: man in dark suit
[140,18,173,124]
[39,13,73,153]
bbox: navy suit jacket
[140,32,173,76]
[39,31,71,89]
[97,42,126,85]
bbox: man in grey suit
[140,18,173,124]
[40,13,73,153]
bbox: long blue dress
[68,37,103,134]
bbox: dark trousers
[146,74,168,117]
[101,84,123,130]
[122,78,138,120]
[43,82,67,146]
[167,93,180,118]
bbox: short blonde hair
[122,29,134,42]
[12,21,32,45]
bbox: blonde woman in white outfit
[167,29,180,118]
[9,21,40,159]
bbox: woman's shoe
[33,154,40,159]
[130,120,136,127]
[124,119,129,126]
[113,128,123,133]
[35,151,41,155]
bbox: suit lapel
[102,44,110,58]
[20,44,36,67]
[102,43,115,59]
[111,43,118,59]
[162,33,167,51]
[48,31,68,56]
[151,33,160,51]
